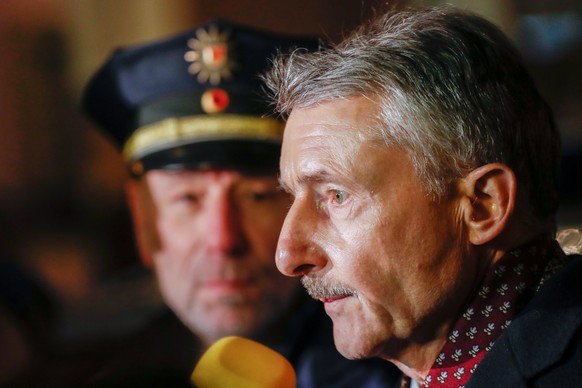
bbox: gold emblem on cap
[184,25,235,85]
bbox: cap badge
[185,25,235,85]
[201,88,230,113]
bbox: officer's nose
[206,190,248,256]
[276,196,327,277]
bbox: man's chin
[332,319,377,360]
[188,306,262,340]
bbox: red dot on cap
[201,88,230,113]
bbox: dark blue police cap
[82,20,320,175]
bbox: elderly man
[82,20,399,387]
[265,6,582,387]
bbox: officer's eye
[249,189,279,202]
[177,192,200,204]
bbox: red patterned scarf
[417,236,568,387]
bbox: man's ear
[125,179,157,268]
[460,163,516,245]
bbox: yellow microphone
[191,336,296,388]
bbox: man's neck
[383,323,453,383]
[384,230,552,383]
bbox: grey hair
[263,5,560,224]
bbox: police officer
[82,20,400,387]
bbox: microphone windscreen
[191,336,296,388]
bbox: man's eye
[331,190,348,205]
[249,190,278,201]
[177,193,199,204]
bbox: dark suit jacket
[468,255,582,387]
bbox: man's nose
[276,197,327,277]
[206,192,248,255]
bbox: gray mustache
[301,276,356,299]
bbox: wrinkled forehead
[280,98,385,187]
[284,96,382,146]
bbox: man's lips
[320,295,350,303]
[203,279,253,290]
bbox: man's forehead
[282,129,375,173]
[279,135,374,196]
[146,168,278,183]
[283,97,381,145]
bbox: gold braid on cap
[123,114,284,161]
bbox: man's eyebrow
[278,177,292,194]
[278,170,332,194]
